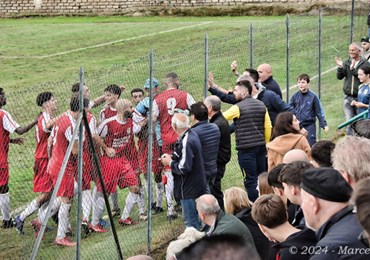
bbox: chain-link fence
[1,2,369,259]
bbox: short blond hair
[224,187,253,215]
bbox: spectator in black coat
[224,187,270,260]
[204,95,231,210]
[257,63,283,99]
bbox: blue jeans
[238,145,267,202]
[343,96,357,135]
[181,198,200,229]
[303,123,316,147]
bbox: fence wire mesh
[0,3,369,259]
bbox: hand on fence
[335,57,343,68]
[324,126,329,132]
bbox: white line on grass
[1,22,213,59]
[281,66,338,93]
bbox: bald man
[257,63,282,98]
[282,149,309,164]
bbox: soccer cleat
[139,214,148,221]
[15,215,24,235]
[89,224,108,233]
[151,203,157,210]
[55,237,76,247]
[81,222,90,238]
[99,218,111,228]
[166,214,178,221]
[118,217,137,226]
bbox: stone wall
[0,0,366,18]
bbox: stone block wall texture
[0,0,366,17]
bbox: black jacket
[191,120,220,180]
[273,228,317,260]
[262,76,283,99]
[235,208,270,260]
[171,128,207,200]
[311,206,368,260]
[209,111,231,166]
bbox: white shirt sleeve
[97,121,108,138]
[42,112,52,133]
[186,93,196,109]
[152,100,159,117]
[132,120,141,135]
[65,126,74,142]
[2,111,20,133]
[89,116,98,135]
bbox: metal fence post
[204,33,209,99]
[286,14,290,102]
[318,9,322,141]
[147,49,154,254]
[350,0,355,44]
[76,67,84,259]
[249,23,254,68]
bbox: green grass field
[0,13,367,259]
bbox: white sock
[164,171,175,215]
[82,190,92,221]
[156,182,164,208]
[138,188,145,214]
[121,192,136,220]
[0,193,10,221]
[20,199,40,221]
[38,202,49,223]
[91,192,104,226]
[110,190,119,211]
[57,203,71,239]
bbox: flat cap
[301,167,353,202]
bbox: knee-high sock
[57,203,71,239]
[137,188,145,214]
[143,174,154,206]
[19,199,40,221]
[0,193,10,221]
[82,190,92,221]
[91,192,104,226]
[164,171,175,215]
[38,197,61,223]
[120,192,137,220]
[156,182,164,208]
[110,190,119,211]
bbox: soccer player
[0,88,39,228]
[15,92,58,234]
[95,99,141,227]
[152,72,195,220]
[48,97,86,246]
[134,78,164,215]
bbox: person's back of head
[176,234,259,260]
[70,96,89,112]
[36,92,54,107]
[258,172,274,195]
[252,194,287,229]
[268,164,285,189]
[204,95,221,113]
[311,140,335,167]
[224,187,253,215]
[351,119,370,139]
[165,72,179,89]
[279,161,313,187]
[283,149,309,164]
[171,112,190,132]
[245,68,260,83]
[104,84,122,98]
[190,102,209,122]
[196,194,220,217]
[332,136,370,184]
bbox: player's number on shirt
[167,98,177,116]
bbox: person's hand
[105,147,116,157]
[208,71,215,90]
[300,127,308,137]
[231,60,238,73]
[324,126,329,132]
[160,153,172,166]
[11,138,25,145]
[335,57,343,68]
[120,85,126,92]
[351,100,356,106]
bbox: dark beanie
[301,167,353,202]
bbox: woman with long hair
[224,187,270,260]
[266,112,311,171]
